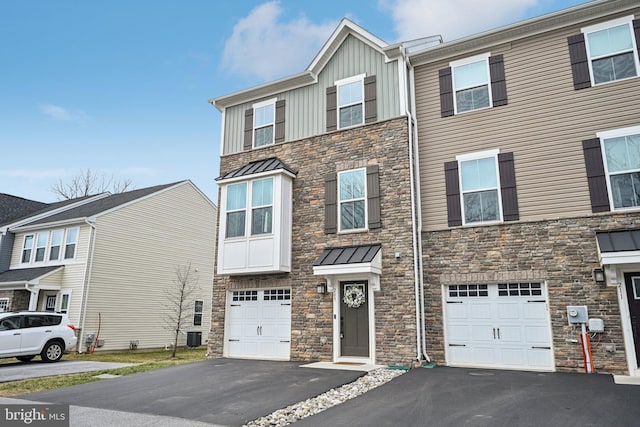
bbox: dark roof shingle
[0,266,63,283]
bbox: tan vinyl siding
[415,10,640,230]
[223,35,401,154]
[83,183,216,351]
[9,224,90,270]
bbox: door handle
[259,326,262,335]
[493,328,496,339]
[257,326,259,335]
[497,328,500,339]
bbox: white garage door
[227,289,291,360]
[445,283,553,371]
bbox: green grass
[0,347,207,397]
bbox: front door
[624,273,640,367]
[340,282,369,357]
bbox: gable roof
[0,194,100,228]
[216,157,297,182]
[210,18,392,110]
[12,181,187,229]
[0,266,63,284]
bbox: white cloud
[39,104,90,122]
[221,1,337,81]
[379,0,540,42]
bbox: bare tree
[164,262,200,358]
[51,168,134,200]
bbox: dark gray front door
[340,282,369,357]
[625,273,640,367]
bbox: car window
[0,316,21,331]
[24,315,45,328]
[42,315,62,326]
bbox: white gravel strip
[244,368,407,427]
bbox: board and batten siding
[83,182,216,351]
[222,34,401,155]
[414,10,640,231]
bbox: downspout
[401,49,427,364]
[79,219,97,353]
[405,49,430,363]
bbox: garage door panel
[444,283,553,371]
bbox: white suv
[0,311,78,362]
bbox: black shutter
[364,75,377,124]
[634,20,640,60]
[582,138,610,213]
[439,68,454,118]
[325,173,337,234]
[498,152,519,221]
[326,86,337,132]
[489,55,508,107]
[367,165,381,229]
[444,161,462,226]
[568,34,591,90]
[243,109,253,151]
[274,100,285,143]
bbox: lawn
[0,347,207,397]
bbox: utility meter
[566,306,588,324]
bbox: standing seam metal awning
[596,230,640,265]
[313,244,381,266]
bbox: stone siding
[0,290,30,311]
[423,213,639,374]
[209,117,419,365]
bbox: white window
[225,182,247,238]
[337,75,365,129]
[253,99,276,148]
[0,298,9,312]
[34,232,48,262]
[194,300,203,326]
[21,234,34,263]
[251,178,273,235]
[59,291,71,314]
[338,168,367,231]
[457,149,503,225]
[45,295,56,312]
[451,53,492,114]
[583,16,639,85]
[49,230,64,261]
[598,126,640,210]
[64,227,79,259]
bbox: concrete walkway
[0,360,136,383]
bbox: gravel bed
[244,367,407,426]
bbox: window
[583,17,639,85]
[439,54,507,117]
[498,283,542,297]
[444,151,519,227]
[232,290,258,301]
[452,54,491,113]
[253,99,275,148]
[458,150,502,224]
[59,291,71,314]
[338,168,366,231]
[225,182,247,238]
[45,295,56,312]
[337,75,364,128]
[34,233,48,262]
[49,230,63,261]
[64,228,78,259]
[21,234,34,263]
[449,284,488,298]
[251,178,273,235]
[224,178,274,238]
[598,126,640,210]
[0,298,9,312]
[193,300,203,326]
[0,316,20,330]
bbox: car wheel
[16,356,35,362]
[41,340,64,362]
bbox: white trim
[597,125,640,140]
[252,97,277,110]
[58,289,72,314]
[601,251,640,265]
[581,15,635,35]
[334,73,367,87]
[219,108,226,156]
[455,148,500,162]
[456,149,503,226]
[217,168,296,185]
[336,75,366,130]
[449,52,491,69]
[610,264,640,376]
[252,98,277,148]
[450,53,492,115]
[597,125,640,211]
[337,168,368,232]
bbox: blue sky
[0,0,588,203]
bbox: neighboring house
[409,0,640,374]
[0,181,217,352]
[208,19,440,366]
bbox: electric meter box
[566,306,588,324]
[588,318,604,333]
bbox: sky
[0,0,590,204]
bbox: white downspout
[400,51,425,364]
[409,64,429,363]
[79,219,97,353]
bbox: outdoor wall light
[592,268,605,284]
[317,283,327,294]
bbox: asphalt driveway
[15,358,364,426]
[297,366,640,427]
